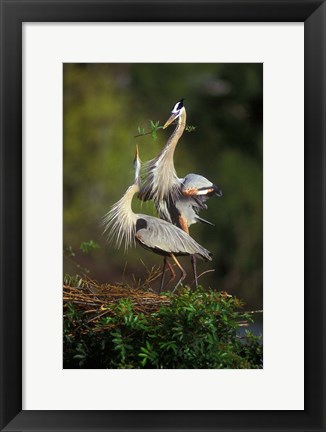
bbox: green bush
[63,286,262,369]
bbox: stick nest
[63,276,170,330]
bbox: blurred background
[63,63,263,310]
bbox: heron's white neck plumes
[143,107,186,203]
[102,182,139,251]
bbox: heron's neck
[122,183,139,217]
[102,181,140,251]
[141,109,186,204]
[163,108,186,161]
[154,109,186,189]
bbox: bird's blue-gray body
[135,215,212,260]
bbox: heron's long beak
[134,145,141,185]
[163,113,179,129]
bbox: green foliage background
[64,63,263,309]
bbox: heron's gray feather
[136,214,212,260]
[181,173,214,190]
[195,215,215,226]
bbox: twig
[191,269,215,286]
[244,310,263,314]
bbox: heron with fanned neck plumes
[139,99,222,287]
[103,146,212,293]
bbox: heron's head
[163,98,185,129]
[133,144,141,184]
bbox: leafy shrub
[63,286,262,369]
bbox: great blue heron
[139,99,222,286]
[103,145,212,292]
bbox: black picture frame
[1,1,325,431]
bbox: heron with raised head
[139,99,222,286]
[103,145,212,292]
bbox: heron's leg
[166,259,176,284]
[160,258,177,292]
[159,257,168,293]
[191,255,198,288]
[171,254,187,293]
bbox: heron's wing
[181,173,222,198]
[182,173,213,189]
[136,215,212,260]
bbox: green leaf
[80,240,100,254]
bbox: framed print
[0,0,325,431]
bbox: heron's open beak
[163,113,178,129]
[135,144,139,160]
